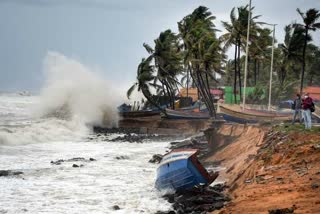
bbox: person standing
[292,94,302,124]
[302,93,313,129]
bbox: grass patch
[273,123,320,134]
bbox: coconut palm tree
[143,29,183,109]
[249,28,272,86]
[295,8,320,94]
[178,6,222,117]
[221,5,261,103]
[126,57,162,110]
[278,24,307,85]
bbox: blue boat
[155,149,218,191]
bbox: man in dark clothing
[292,94,302,124]
[302,93,313,129]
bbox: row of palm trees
[128,5,320,118]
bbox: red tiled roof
[303,87,320,101]
[210,89,223,95]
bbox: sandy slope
[206,124,320,214]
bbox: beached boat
[161,108,210,120]
[219,105,291,124]
[119,110,160,118]
[155,149,218,191]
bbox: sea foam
[0,52,122,145]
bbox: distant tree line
[127,5,320,118]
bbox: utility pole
[242,0,252,111]
[268,24,276,111]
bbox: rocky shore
[151,131,230,214]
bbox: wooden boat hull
[162,108,210,120]
[119,110,160,118]
[155,149,217,191]
[220,105,291,123]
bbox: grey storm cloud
[0,0,155,11]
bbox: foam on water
[0,140,171,213]
[0,52,173,213]
[0,52,123,145]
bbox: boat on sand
[161,108,210,120]
[219,104,292,124]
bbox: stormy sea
[0,53,171,214]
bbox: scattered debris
[268,206,295,214]
[0,170,23,177]
[115,156,129,160]
[149,154,163,164]
[50,157,96,165]
[311,183,319,189]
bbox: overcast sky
[0,0,319,92]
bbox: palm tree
[249,28,272,86]
[278,24,306,85]
[127,57,162,110]
[178,6,223,117]
[295,8,320,94]
[143,29,183,109]
[221,5,261,103]
[305,44,320,85]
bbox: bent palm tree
[295,8,320,94]
[127,57,162,110]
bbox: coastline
[112,117,320,213]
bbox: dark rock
[311,183,319,189]
[72,164,79,168]
[158,185,228,214]
[149,154,163,163]
[51,157,96,165]
[115,156,129,160]
[112,205,120,210]
[69,157,86,161]
[51,159,64,165]
[268,207,294,214]
[155,211,175,214]
[0,170,23,177]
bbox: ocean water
[0,93,171,214]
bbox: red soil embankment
[206,124,320,214]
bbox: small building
[179,88,224,102]
[179,88,198,101]
[303,86,320,102]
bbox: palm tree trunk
[163,81,172,109]
[186,67,189,97]
[160,80,169,108]
[142,89,163,112]
[195,64,214,117]
[300,28,308,95]
[254,58,257,86]
[234,44,238,104]
[237,40,242,102]
[167,83,176,110]
[205,72,216,118]
[257,61,260,81]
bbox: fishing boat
[161,108,210,120]
[155,149,218,191]
[119,110,161,118]
[219,105,291,124]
